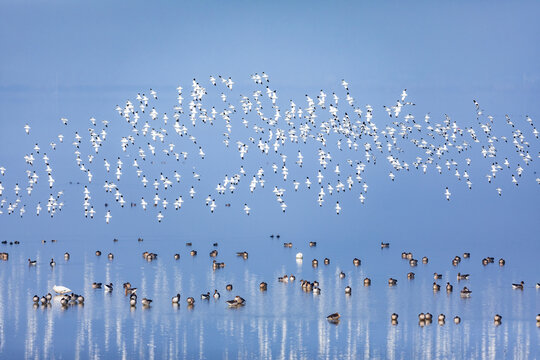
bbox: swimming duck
[201,292,210,300]
[324,258,330,265]
[236,251,248,259]
[289,275,296,281]
[226,284,233,291]
[494,314,502,323]
[482,258,489,265]
[463,252,470,258]
[457,273,469,280]
[234,296,245,305]
[345,286,352,294]
[438,314,445,321]
[454,316,461,324]
[50,258,55,267]
[92,282,102,289]
[95,250,101,256]
[339,271,346,279]
[388,278,397,286]
[434,273,442,279]
[259,282,267,291]
[210,250,218,257]
[190,250,197,256]
[512,281,524,290]
[327,313,340,322]
[536,314,540,321]
[64,252,70,260]
[32,295,39,303]
[226,295,245,307]
[309,241,317,247]
[108,253,114,260]
[171,293,180,303]
[313,287,321,295]
[174,254,180,260]
[353,258,361,266]
[213,290,220,299]
[130,294,137,306]
[312,259,318,267]
[28,258,37,266]
[407,272,415,279]
[104,283,113,292]
[391,313,398,320]
[125,287,137,296]
[460,287,472,297]
[446,282,453,292]
[381,242,390,248]
[409,259,418,267]
[187,297,195,305]
[425,313,433,321]
[46,293,52,302]
[142,298,152,307]
[422,256,429,264]
[433,282,440,291]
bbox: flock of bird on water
[0,73,538,325]
[13,237,540,326]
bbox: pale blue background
[0,1,539,358]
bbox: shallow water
[0,231,538,359]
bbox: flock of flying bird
[0,73,538,222]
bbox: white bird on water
[53,285,71,294]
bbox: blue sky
[0,1,539,248]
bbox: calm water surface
[0,232,538,359]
